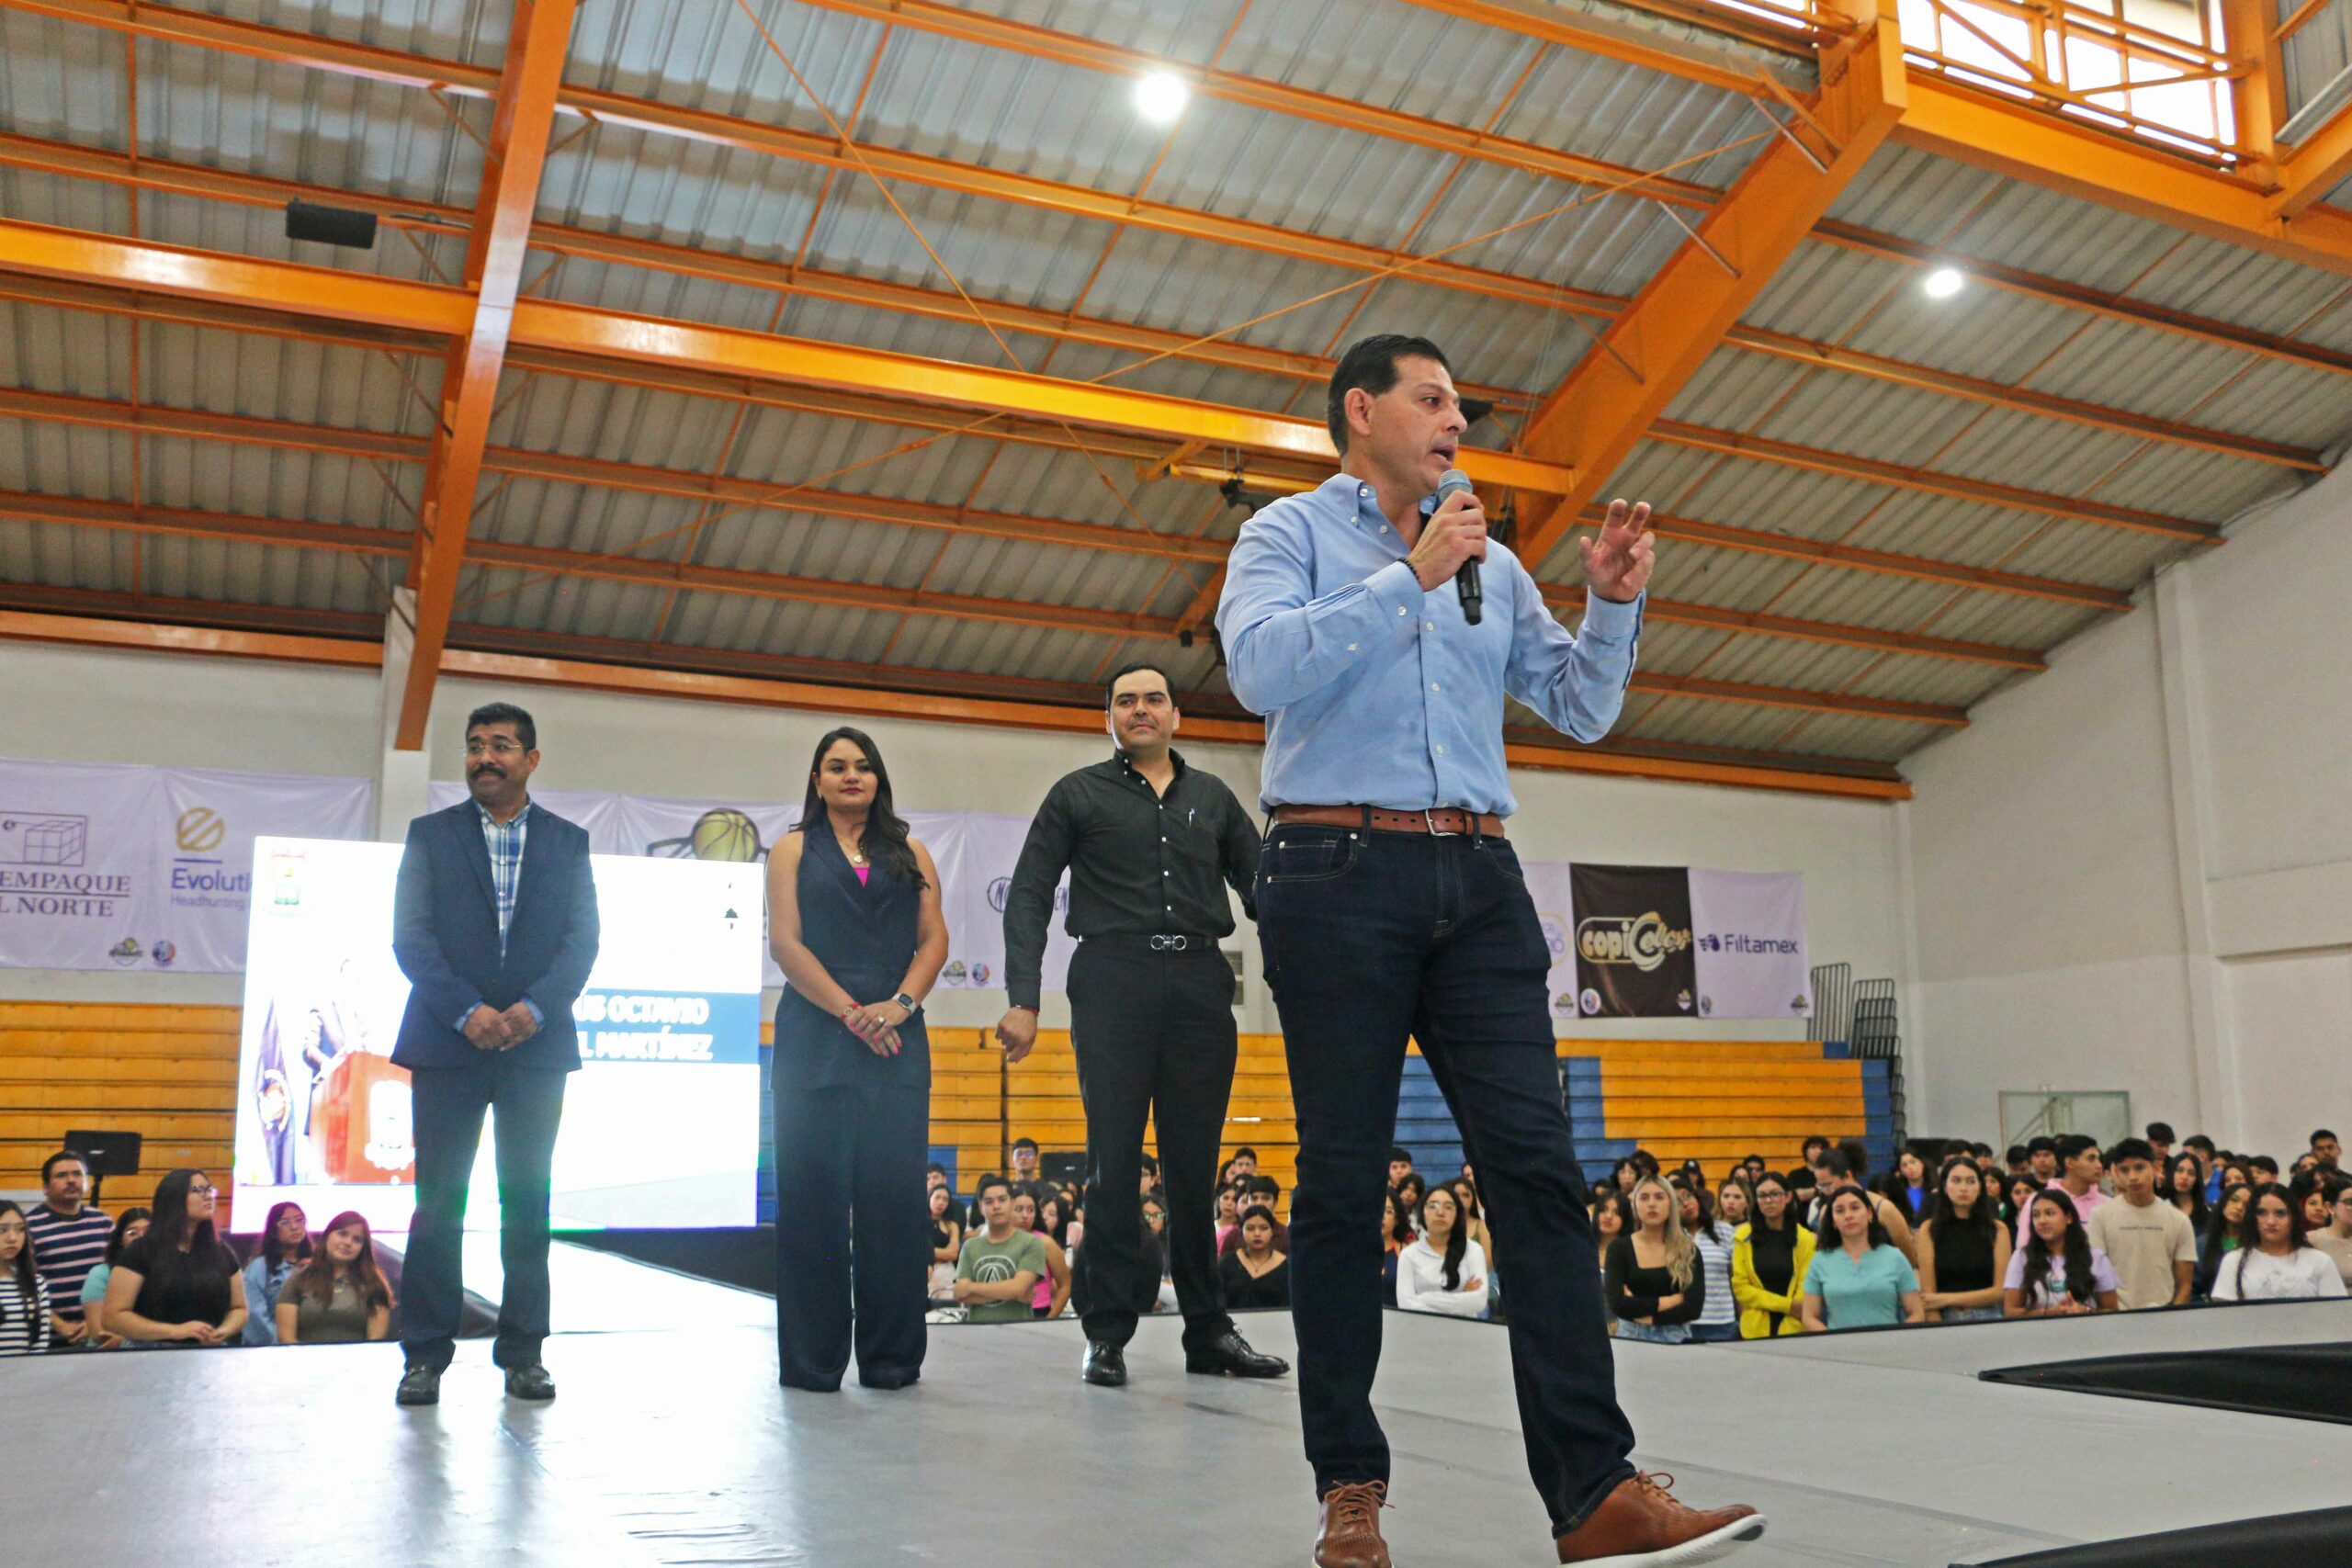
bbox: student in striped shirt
[0,1201,54,1357]
[1675,1174,1741,1343]
[25,1151,111,1348]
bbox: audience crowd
[7,1120,2345,1359]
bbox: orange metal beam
[0,599,1911,797]
[791,0,1735,199]
[1643,419,2220,542]
[501,298,1576,492]
[1721,326,2324,468]
[0,605,382,668]
[1,486,1973,723]
[14,128,2321,469]
[399,0,578,750]
[2276,104,2352,220]
[1514,3,1907,570]
[1892,73,2352,276]
[0,217,1569,492]
[0,219,471,335]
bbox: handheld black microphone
[1436,468,1480,626]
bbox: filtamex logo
[1575,911,1691,973]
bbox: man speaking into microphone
[1216,336,1763,1568]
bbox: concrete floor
[3,1247,2346,1567]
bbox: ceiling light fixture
[1135,71,1189,125]
[1922,266,1966,299]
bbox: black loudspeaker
[285,199,379,250]
[63,1129,141,1206]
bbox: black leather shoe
[395,1365,442,1407]
[1081,1340,1128,1387]
[861,1367,921,1391]
[1185,1329,1289,1378]
[503,1364,557,1401]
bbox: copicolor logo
[1575,911,1692,973]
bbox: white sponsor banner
[424,786,1060,991]
[934,811,1076,995]
[1688,868,1811,1021]
[1521,858,1585,1025]
[0,759,370,974]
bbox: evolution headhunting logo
[1575,911,1691,973]
[169,805,251,911]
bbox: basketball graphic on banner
[686,808,763,863]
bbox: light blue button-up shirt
[1216,473,1644,816]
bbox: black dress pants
[1068,937,1237,1354]
[772,1061,930,1389]
[401,1056,569,1371]
[1259,826,1635,1537]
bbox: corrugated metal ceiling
[0,0,2346,786]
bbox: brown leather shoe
[1554,1472,1765,1566]
[1314,1481,1392,1568]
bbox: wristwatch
[893,991,918,1015]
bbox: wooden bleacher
[931,1029,1298,1206]
[0,1002,242,1225]
[3,1000,1872,1235]
[1565,1039,1871,1182]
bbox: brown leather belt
[1272,805,1505,839]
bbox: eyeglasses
[466,738,526,757]
[187,1181,217,1197]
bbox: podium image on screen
[309,1053,415,1183]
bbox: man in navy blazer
[390,701,600,1408]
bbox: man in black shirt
[997,662,1287,1388]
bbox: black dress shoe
[861,1367,921,1391]
[1081,1340,1128,1387]
[395,1365,442,1407]
[503,1364,557,1401]
[1185,1329,1289,1378]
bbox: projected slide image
[232,838,764,1234]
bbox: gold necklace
[838,833,866,866]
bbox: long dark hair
[2205,1182,2252,1258]
[1418,1186,1468,1291]
[2234,1181,2306,1255]
[148,1169,221,1257]
[1747,1173,1794,1234]
[1926,1156,1996,1238]
[1815,1184,1893,1252]
[285,1212,392,1313]
[257,1201,312,1270]
[141,1169,231,1300]
[2165,1153,2209,1229]
[796,727,925,888]
[2020,1190,2098,1304]
[0,1200,38,1312]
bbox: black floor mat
[1980,1339,2352,1425]
[1957,1506,2352,1566]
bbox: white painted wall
[0,641,1905,1041]
[1902,459,2352,1154]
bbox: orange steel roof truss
[0,0,2346,796]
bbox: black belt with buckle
[1083,931,1216,953]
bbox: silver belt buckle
[1425,808,1463,837]
[1151,934,1188,952]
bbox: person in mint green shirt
[1800,1186,1924,1331]
[955,1176,1047,1325]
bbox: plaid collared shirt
[478,799,531,955]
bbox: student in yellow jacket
[1730,1173,1816,1338]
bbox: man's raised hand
[1579,498,1655,604]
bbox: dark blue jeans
[1258,823,1635,1535]
[401,1057,569,1371]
